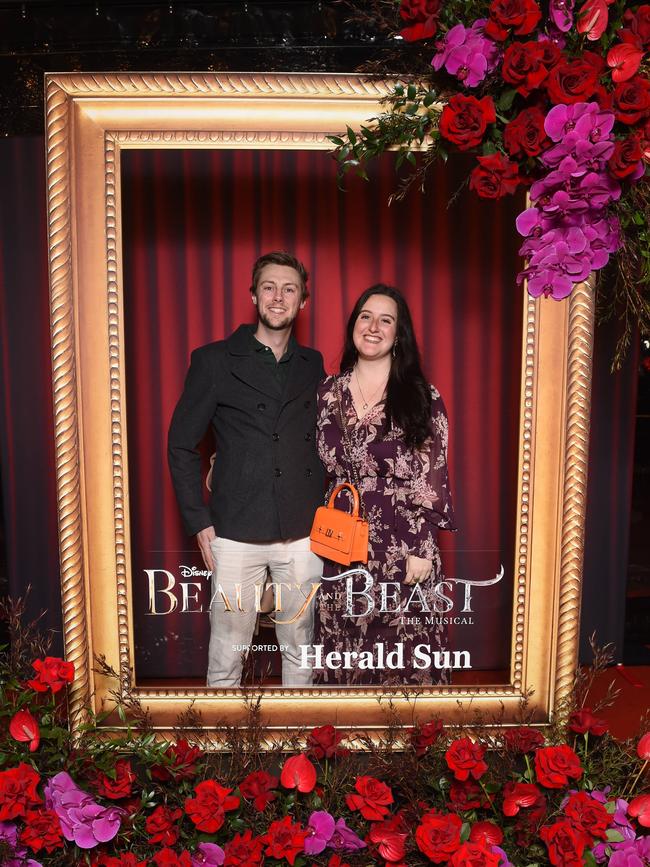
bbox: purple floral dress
[314,371,456,686]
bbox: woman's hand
[404,554,433,585]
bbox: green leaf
[606,829,625,843]
[423,90,436,107]
[605,800,617,814]
[406,152,416,166]
[347,127,357,146]
[328,136,344,147]
[482,141,497,155]
[460,822,471,842]
[407,84,417,101]
[584,852,598,867]
[497,88,518,112]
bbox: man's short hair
[250,251,309,301]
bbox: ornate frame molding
[44,72,592,738]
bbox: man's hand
[196,526,217,571]
[403,554,433,585]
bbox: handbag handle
[327,482,360,516]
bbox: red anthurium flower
[445,737,488,781]
[469,821,503,847]
[280,754,317,793]
[637,732,650,759]
[576,0,613,41]
[629,794,650,828]
[568,707,609,736]
[345,776,394,821]
[367,815,408,863]
[608,44,646,83]
[9,709,40,752]
[502,782,543,816]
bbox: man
[168,251,324,687]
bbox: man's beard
[257,309,297,331]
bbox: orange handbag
[310,482,369,565]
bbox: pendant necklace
[354,366,387,411]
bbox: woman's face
[352,293,398,362]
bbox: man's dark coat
[168,324,325,542]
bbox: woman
[315,284,455,686]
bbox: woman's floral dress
[314,371,456,686]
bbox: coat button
[257,402,266,411]
[272,433,279,441]
[306,468,312,477]
[304,433,311,441]
[304,400,311,408]
[274,468,282,477]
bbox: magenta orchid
[44,772,122,850]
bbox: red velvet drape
[121,149,523,680]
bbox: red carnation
[9,709,40,753]
[485,0,541,40]
[502,726,545,753]
[280,754,317,793]
[629,794,650,828]
[410,720,444,756]
[95,759,136,800]
[261,815,308,866]
[501,42,549,96]
[367,815,408,863]
[546,52,604,104]
[26,656,74,693]
[0,763,42,821]
[469,821,503,847]
[327,857,351,867]
[415,810,463,863]
[239,770,279,811]
[151,850,192,867]
[223,828,265,866]
[613,76,650,125]
[540,820,586,867]
[95,856,148,867]
[450,841,501,867]
[568,707,609,736]
[185,779,239,833]
[445,737,488,781]
[534,745,583,789]
[399,0,442,42]
[345,775,394,821]
[307,724,347,759]
[19,809,63,854]
[470,153,520,199]
[145,804,183,846]
[502,781,543,817]
[449,779,490,812]
[150,739,203,781]
[564,791,610,843]
[439,95,496,151]
[504,108,550,159]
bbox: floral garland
[332,0,649,366]
[0,647,649,867]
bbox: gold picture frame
[45,71,593,739]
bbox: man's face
[251,263,305,331]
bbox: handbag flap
[310,505,358,556]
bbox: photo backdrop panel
[120,149,523,681]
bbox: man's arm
[167,347,218,547]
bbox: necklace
[354,366,387,411]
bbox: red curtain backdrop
[120,148,523,680]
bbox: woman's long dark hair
[340,284,432,447]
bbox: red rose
[415,810,462,863]
[622,4,650,49]
[445,737,488,781]
[439,95,496,151]
[150,739,203,781]
[280,754,317,793]
[537,40,562,70]
[503,726,545,753]
[540,820,586,867]
[504,108,550,158]
[367,815,408,863]
[151,850,192,867]
[568,707,609,735]
[19,809,63,853]
[638,732,650,759]
[239,770,279,811]
[95,759,136,800]
[185,780,239,833]
[327,857,351,867]
[346,775,394,820]
[449,780,489,812]
[9,709,40,753]
[399,0,442,41]
[261,816,308,866]
[0,763,42,821]
[95,856,148,867]
[485,0,542,40]
[546,52,604,104]
[470,153,520,198]
[629,794,650,828]
[534,745,583,789]
[410,720,444,756]
[613,76,650,125]
[450,841,501,867]
[502,781,543,816]
[307,725,347,759]
[501,42,548,96]
[469,821,503,847]
[26,656,74,693]
[145,804,183,846]
[608,137,644,178]
[223,829,265,867]
[563,791,610,843]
